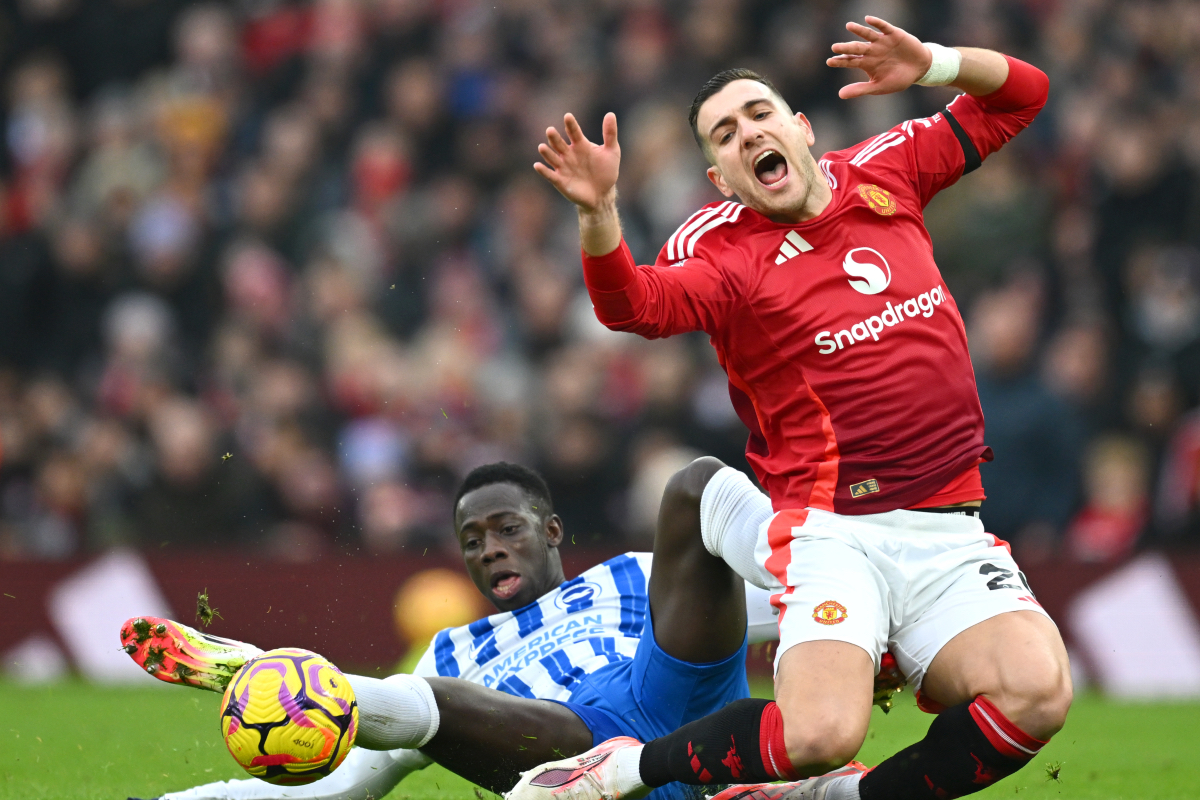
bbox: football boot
[119,616,263,692]
[873,651,906,713]
[505,736,649,800]
[706,762,869,800]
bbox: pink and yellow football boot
[119,616,263,692]
[706,762,870,800]
[505,736,649,800]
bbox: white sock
[347,674,440,750]
[612,744,647,797]
[820,772,863,800]
[700,467,775,590]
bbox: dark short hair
[688,68,787,151]
[453,462,554,523]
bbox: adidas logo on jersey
[774,230,813,264]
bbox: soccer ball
[219,647,358,785]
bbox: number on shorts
[1018,570,1036,598]
[979,562,1020,591]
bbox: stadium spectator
[971,280,1082,556]
[1064,434,1151,562]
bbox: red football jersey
[584,57,1049,514]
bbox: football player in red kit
[510,15,1071,800]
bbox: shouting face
[696,79,829,223]
[455,482,565,611]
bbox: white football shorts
[700,467,1051,693]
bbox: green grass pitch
[3,679,1198,799]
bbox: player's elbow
[1030,65,1050,111]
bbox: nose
[481,532,508,565]
[742,122,765,150]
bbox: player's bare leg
[773,642,875,775]
[421,678,593,793]
[647,456,748,663]
[916,610,1072,740]
[809,610,1072,800]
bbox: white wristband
[916,43,962,86]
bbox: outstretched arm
[826,16,1009,98]
[533,112,734,340]
[827,16,1048,203]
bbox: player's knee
[1024,664,1073,736]
[992,657,1074,740]
[658,458,728,539]
[664,457,727,507]
[783,720,864,775]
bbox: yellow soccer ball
[219,648,358,785]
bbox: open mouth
[754,150,788,187]
[490,571,523,600]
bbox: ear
[794,112,816,147]
[707,165,734,197]
[544,515,564,548]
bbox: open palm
[534,112,621,213]
[827,16,933,99]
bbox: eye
[502,524,519,534]
[719,131,733,144]
[755,111,769,120]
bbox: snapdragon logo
[814,285,948,355]
[843,248,891,295]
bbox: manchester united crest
[857,184,897,216]
[813,600,848,625]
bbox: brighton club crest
[857,184,897,216]
[812,600,848,625]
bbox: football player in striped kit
[515,14,1071,800]
[130,460,892,800]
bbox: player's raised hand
[827,16,932,99]
[534,112,620,213]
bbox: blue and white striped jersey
[412,552,652,701]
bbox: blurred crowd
[0,0,1197,563]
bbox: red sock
[758,700,798,780]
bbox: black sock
[639,698,794,787]
[858,695,1046,800]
